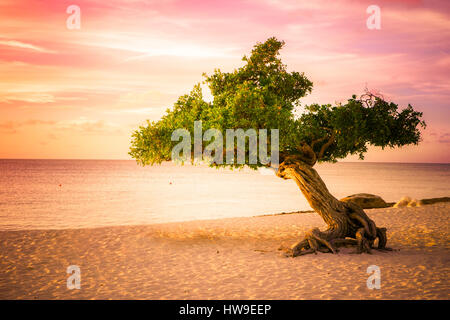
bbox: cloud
[0,39,57,54]
[105,108,160,115]
[114,90,179,108]
[438,132,450,144]
[425,131,450,144]
[0,121,19,134]
[0,93,56,104]
[255,0,331,11]
[0,119,56,133]
[123,44,235,60]
[55,118,122,135]
[0,118,122,136]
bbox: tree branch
[317,131,336,160]
[310,136,327,149]
[282,143,317,167]
[301,143,317,165]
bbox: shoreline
[262,196,450,217]
[0,202,449,299]
[0,196,449,233]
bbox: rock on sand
[340,193,388,209]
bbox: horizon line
[0,158,448,165]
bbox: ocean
[0,159,448,231]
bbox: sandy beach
[0,202,448,300]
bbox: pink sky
[0,0,449,162]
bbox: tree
[130,37,426,256]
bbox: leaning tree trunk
[277,157,389,256]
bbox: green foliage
[129,37,425,167]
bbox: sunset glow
[1,0,449,162]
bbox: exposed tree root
[277,157,393,257]
[286,225,392,257]
[287,225,391,257]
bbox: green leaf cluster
[130,37,425,168]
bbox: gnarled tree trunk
[277,156,389,256]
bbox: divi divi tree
[130,38,425,256]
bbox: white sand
[0,203,449,300]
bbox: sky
[0,0,449,162]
